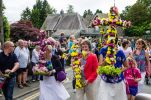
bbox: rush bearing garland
[70,44,86,89]
[92,6,131,77]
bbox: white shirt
[14,46,29,68]
[119,47,132,57]
[31,49,39,64]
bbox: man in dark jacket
[0,41,19,100]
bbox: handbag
[56,71,66,82]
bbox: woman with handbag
[39,45,70,100]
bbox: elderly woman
[31,45,40,81]
[39,45,70,100]
[75,39,99,100]
[133,39,151,92]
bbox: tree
[137,0,151,7]
[83,9,93,18]
[121,0,151,36]
[0,0,4,44]
[120,6,131,20]
[39,0,56,26]
[21,7,31,20]
[3,16,10,41]
[21,0,56,29]
[67,5,74,14]
[10,20,40,42]
[126,2,149,26]
[95,9,102,15]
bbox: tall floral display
[70,44,86,89]
[32,31,56,75]
[92,6,131,82]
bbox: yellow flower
[105,57,111,64]
[82,51,87,58]
[73,60,80,65]
[107,51,111,55]
[71,52,78,57]
[107,29,111,33]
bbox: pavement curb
[13,87,39,100]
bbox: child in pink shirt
[124,57,141,100]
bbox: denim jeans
[2,77,16,100]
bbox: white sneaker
[0,93,2,97]
[32,79,36,82]
[73,89,76,93]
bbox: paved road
[1,67,151,100]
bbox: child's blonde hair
[127,57,137,68]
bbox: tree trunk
[0,0,4,45]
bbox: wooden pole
[0,0,4,45]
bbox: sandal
[18,84,24,89]
[23,83,30,87]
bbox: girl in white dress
[39,45,70,100]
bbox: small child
[124,57,141,100]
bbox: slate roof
[41,13,87,31]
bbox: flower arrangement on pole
[92,6,131,82]
[32,30,56,76]
[70,44,86,89]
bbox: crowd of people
[0,32,151,100]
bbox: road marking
[24,92,39,100]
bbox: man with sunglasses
[0,41,19,100]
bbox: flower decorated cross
[92,6,131,76]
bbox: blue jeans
[2,77,16,100]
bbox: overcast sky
[3,0,137,23]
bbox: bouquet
[33,65,49,75]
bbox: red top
[84,53,98,83]
[124,67,141,87]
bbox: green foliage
[21,0,56,29]
[3,16,10,41]
[97,65,122,76]
[31,8,41,28]
[122,0,151,37]
[126,2,149,26]
[120,6,131,20]
[67,5,74,14]
[95,9,102,15]
[83,9,93,18]
[21,7,31,20]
